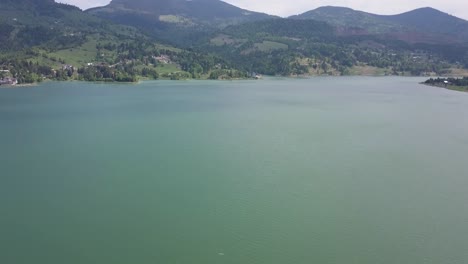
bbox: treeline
[1,41,247,83]
[0,59,51,84]
[97,39,244,79]
[76,66,137,82]
[205,37,455,76]
[0,59,154,83]
[222,19,334,41]
[193,18,467,76]
[425,77,468,87]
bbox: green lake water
[1,77,468,264]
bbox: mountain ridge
[87,1,468,45]
[86,0,277,46]
[290,6,468,43]
[87,0,274,27]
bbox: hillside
[291,6,468,44]
[200,17,468,76]
[87,0,274,45]
[385,7,468,40]
[290,6,397,33]
[88,0,272,26]
[0,0,150,52]
[0,0,246,83]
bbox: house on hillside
[251,72,262,79]
[0,77,18,85]
[62,64,74,71]
[153,55,171,64]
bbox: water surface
[1,77,468,264]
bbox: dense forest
[197,19,466,76]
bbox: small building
[0,77,18,85]
[154,55,171,64]
[62,64,74,71]
[251,72,262,79]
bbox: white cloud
[59,0,468,19]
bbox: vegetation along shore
[423,77,468,92]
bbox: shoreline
[421,83,468,93]
[0,76,455,89]
[0,83,38,89]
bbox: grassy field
[253,41,288,52]
[348,65,391,76]
[446,67,468,77]
[48,38,100,67]
[159,15,193,25]
[155,63,182,74]
[210,34,246,47]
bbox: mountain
[290,6,396,33]
[199,14,468,77]
[88,0,273,26]
[0,0,138,51]
[86,0,275,45]
[385,7,468,38]
[0,0,244,83]
[291,6,468,44]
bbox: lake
[1,77,468,264]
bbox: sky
[60,0,468,20]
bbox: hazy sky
[60,0,468,19]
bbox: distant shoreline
[3,76,464,90]
[425,84,468,92]
[422,83,468,93]
[0,83,37,89]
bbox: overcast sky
[60,0,468,20]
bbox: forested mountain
[291,6,468,44]
[200,15,468,76]
[0,0,245,83]
[385,7,468,40]
[0,0,117,50]
[88,0,272,26]
[87,0,274,45]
